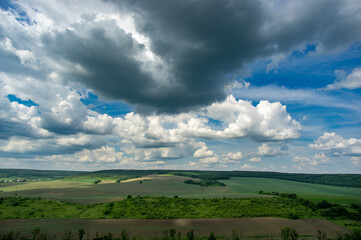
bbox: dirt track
[0,217,351,239]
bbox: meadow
[221,177,361,205]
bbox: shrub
[316,200,334,209]
[93,179,101,184]
[288,212,300,220]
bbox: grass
[221,177,361,205]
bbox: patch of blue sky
[0,0,12,10]
[247,43,361,89]
[287,103,361,140]
[207,118,224,130]
[81,91,133,117]
[7,94,38,107]
[0,0,35,25]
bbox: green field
[0,175,243,204]
[221,177,361,205]
[0,175,360,205]
[0,173,360,236]
[0,173,360,216]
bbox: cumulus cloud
[313,152,330,163]
[257,144,279,156]
[224,152,244,161]
[293,156,318,167]
[327,67,361,90]
[204,95,301,141]
[308,132,361,155]
[32,146,131,170]
[293,153,329,169]
[193,143,215,159]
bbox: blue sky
[0,0,360,173]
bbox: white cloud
[293,153,330,168]
[249,157,262,162]
[266,53,287,73]
[308,132,361,155]
[0,38,39,69]
[240,164,255,169]
[225,152,243,161]
[327,67,361,90]
[224,80,250,93]
[313,152,330,163]
[199,156,221,164]
[0,138,41,153]
[37,146,129,166]
[204,95,301,140]
[293,156,318,166]
[193,143,215,158]
[257,143,279,156]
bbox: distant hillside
[0,169,85,180]
[173,171,361,188]
[66,169,361,188]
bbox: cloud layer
[0,0,360,172]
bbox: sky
[0,0,360,173]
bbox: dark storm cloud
[43,0,361,113]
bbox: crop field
[1,175,360,205]
[0,175,243,204]
[221,177,361,205]
[0,218,351,239]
